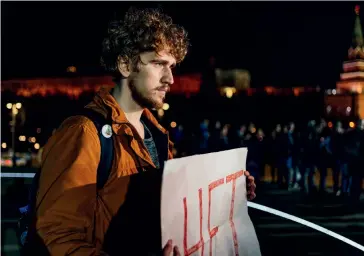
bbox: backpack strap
[19,109,115,253]
[81,108,114,190]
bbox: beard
[128,78,166,109]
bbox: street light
[12,107,19,115]
[8,102,22,166]
[157,109,165,117]
[34,143,40,150]
[162,103,170,111]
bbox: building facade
[325,5,364,120]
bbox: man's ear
[117,56,131,78]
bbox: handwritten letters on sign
[161,148,261,256]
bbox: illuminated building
[326,5,364,119]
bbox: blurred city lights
[6,103,12,109]
[293,88,300,96]
[226,88,234,98]
[162,103,170,111]
[67,66,77,73]
[28,137,36,143]
[37,128,41,133]
[1,143,7,149]
[349,121,355,128]
[19,135,26,142]
[16,103,22,109]
[222,87,236,98]
[328,122,333,128]
[157,109,165,117]
[34,143,40,150]
[170,121,177,128]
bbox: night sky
[1,1,361,88]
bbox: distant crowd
[170,118,364,202]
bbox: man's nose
[162,68,174,85]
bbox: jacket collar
[85,87,168,135]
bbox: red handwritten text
[226,170,244,256]
[208,178,225,256]
[183,188,204,256]
[183,170,245,256]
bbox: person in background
[332,121,346,196]
[246,128,265,183]
[287,122,300,190]
[345,119,364,203]
[218,124,232,151]
[248,122,256,134]
[208,120,222,152]
[300,120,319,194]
[237,124,248,148]
[269,124,282,184]
[276,125,290,189]
[199,119,210,153]
[318,121,333,194]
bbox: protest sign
[161,148,261,256]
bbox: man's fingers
[249,182,256,190]
[163,240,180,256]
[247,175,255,182]
[247,177,255,188]
[163,240,173,256]
[245,170,256,201]
[173,246,181,256]
[249,193,256,200]
[248,192,256,200]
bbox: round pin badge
[101,124,113,138]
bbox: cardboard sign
[161,148,261,256]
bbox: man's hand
[245,171,256,200]
[163,239,180,256]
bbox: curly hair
[101,7,189,79]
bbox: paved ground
[250,182,364,256]
[1,168,364,256]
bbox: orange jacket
[35,88,174,255]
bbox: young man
[34,7,256,256]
